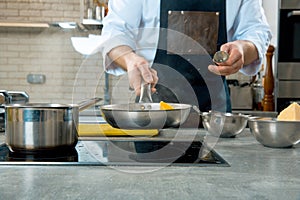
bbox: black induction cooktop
[0,139,229,167]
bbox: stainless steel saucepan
[5,97,102,152]
[100,103,192,129]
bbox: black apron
[151,0,231,112]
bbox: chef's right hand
[126,52,158,96]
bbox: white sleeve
[227,0,272,76]
[99,0,144,76]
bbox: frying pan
[100,103,192,129]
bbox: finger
[219,65,239,75]
[220,44,231,54]
[150,68,158,93]
[208,65,232,76]
[208,64,235,76]
[128,67,142,95]
[220,44,238,65]
[138,64,153,83]
[208,64,239,76]
[132,76,142,96]
[208,65,222,75]
[227,50,243,65]
[150,68,158,84]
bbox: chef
[99,0,272,112]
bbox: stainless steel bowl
[201,111,248,138]
[248,117,300,148]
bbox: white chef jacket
[100,0,272,76]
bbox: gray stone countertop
[0,129,299,200]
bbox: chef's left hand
[208,41,244,76]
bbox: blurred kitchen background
[0,0,279,110]
[0,0,133,106]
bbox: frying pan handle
[78,97,102,111]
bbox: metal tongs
[138,80,153,111]
[139,80,153,103]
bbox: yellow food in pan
[159,101,174,110]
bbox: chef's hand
[126,53,158,96]
[208,40,258,76]
[108,45,158,96]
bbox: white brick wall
[0,0,112,104]
[0,28,110,104]
[1,0,81,23]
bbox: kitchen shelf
[0,22,50,28]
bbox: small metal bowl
[248,117,300,148]
[201,111,249,138]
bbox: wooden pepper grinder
[262,45,275,111]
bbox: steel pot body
[5,98,101,152]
